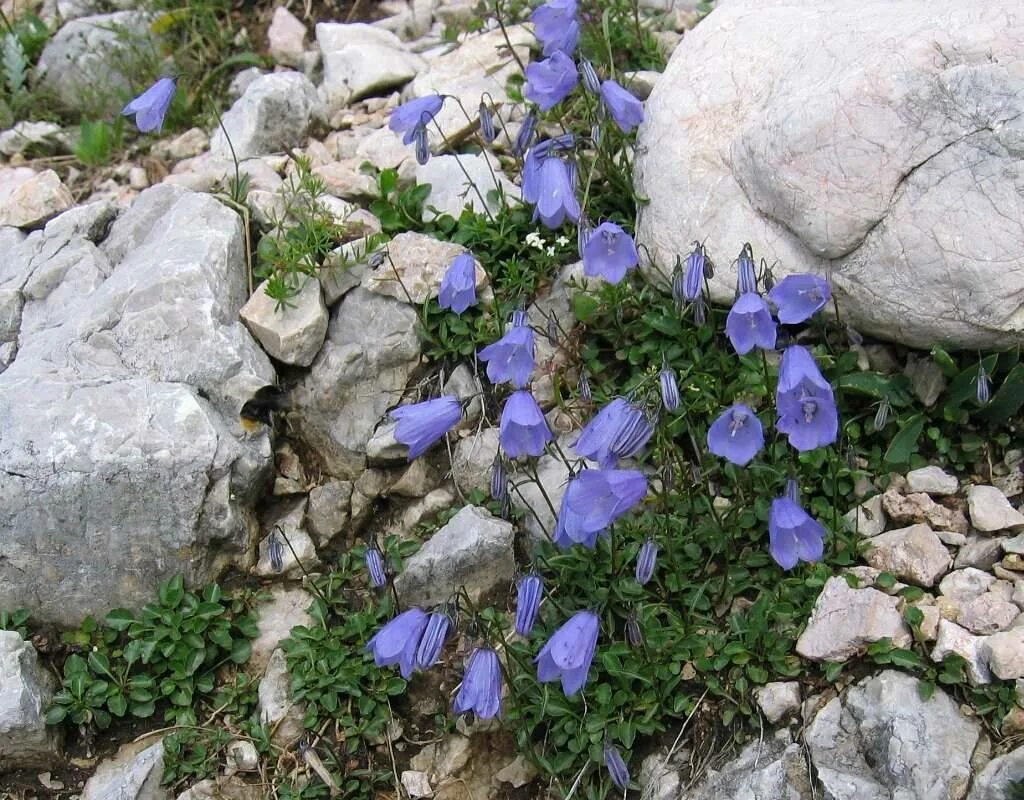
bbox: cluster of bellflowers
[686,243,836,569]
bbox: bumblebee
[239,385,289,432]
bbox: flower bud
[635,539,658,585]
[976,363,991,405]
[604,742,630,790]
[268,531,284,573]
[659,366,680,412]
[515,574,543,636]
[478,100,496,143]
[365,546,387,588]
[580,59,601,95]
[736,243,756,295]
[579,370,592,402]
[514,109,537,157]
[873,399,890,431]
[625,611,643,647]
[490,454,508,503]
[413,125,430,165]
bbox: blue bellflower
[726,292,777,355]
[575,397,652,468]
[768,274,831,324]
[515,574,543,636]
[599,79,644,133]
[479,311,535,388]
[736,244,757,296]
[454,647,503,718]
[389,95,444,143]
[768,486,826,570]
[525,51,579,111]
[554,468,648,549]
[580,59,601,94]
[122,77,177,133]
[415,610,451,670]
[635,538,658,585]
[439,253,478,314]
[777,345,831,394]
[775,346,838,451]
[659,366,680,412]
[500,390,553,457]
[530,0,579,56]
[365,547,387,588]
[680,243,706,302]
[391,396,463,459]
[582,221,639,284]
[514,109,538,157]
[366,608,428,679]
[532,156,580,229]
[707,404,764,466]
[604,743,630,791]
[535,609,600,695]
[522,134,576,204]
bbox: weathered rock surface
[249,586,314,675]
[415,153,520,221]
[290,287,420,478]
[681,730,812,799]
[635,0,1024,349]
[0,631,60,768]
[268,6,307,67]
[881,489,968,534]
[753,681,801,725]
[305,479,353,545]
[806,671,978,800]
[240,277,328,366]
[258,648,304,747]
[0,168,73,228]
[317,22,424,110]
[394,505,514,608]
[967,744,1024,800]
[843,494,886,537]
[983,628,1024,680]
[863,524,951,586]
[452,427,500,496]
[940,568,996,601]
[907,466,959,496]
[932,619,992,685]
[0,186,274,623]
[81,737,168,800]
[796,577,911,661]
[969,485,1024,532]
[362,230,486,304]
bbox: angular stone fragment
[240,277,328,366]
[796,577,911,661]
[863,523,951,587]
[969,485,1024,532]
[932,619,991,685]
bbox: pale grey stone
[401,771,433,798]
[882,489,968,534]
[621,70,661,100]
[957,592,1019,635]
[240,277,328,367]
[940,568,996,601]
[415,153,520,221]
[635,0,1024,349]
[36,11,152,114]
[401,486,455,530]
[268,6,307,67]
[937,530,967,546]
[1,185,274,624]
[494,755,537,789]
[211,72,326,160]
[969,485,1024,532]
[305,479,353,545]
[796,577,911,661]
[904,355,947,407]
[681,730,811,800]
[863,524,951,587]
[363,230,485,304]
[390,459,438,498]
[955,536,1005,571]
[843,494,886,537]
[0,632,60,768]
[510,437,582,543]
[81,738,168,800]
[249,586,314,675]
[395,505,514,607]
[320,237,376,305]
[1004,533,1024,555]
[152,128,210,162]
[0,168,73,228]
[443,362,483,423]
[366,418,406,464]
[932,619,992,685]
[254,499,318,577]
[805,671,978,800]
[983,629,1024,680]
[753,681,801,724]
[290,288,420,478]
[312,158,380,200]
[0,121,63,157]
[967,744,1024,800]
[259,649,305,746]
[452,427,500,496]
[226,739,259,772]
[164,153,284,195]
[907,466,959,496]
[228,67,265,100]
[638,747,687,800]
[317,23,424,110]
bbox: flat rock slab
[796,577,911,661]
[863,523,952,587]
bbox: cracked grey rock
[415,153,520,222]
[268,6,307,67]
[635,0,1024,349]
[254,499,318,577]
[0,632,60,769]
[363,230,486,305]
[0,121,62,157]
[452,427,500,496]
[681,729,812,800]
[753,681,801,724]
[1,185,274,624]
[240,276,328,366]
[305,479,353,546]
[317,22,424,110]
[967,744,1024,800]
[907,466,959,496]
[843,494,887,537]
[81,738,168,800]
[796,577,911,661]
[805,671,979,800]
[968,485,1024,532]
[955,536,1005,570]
[0,168,73,228]
[956,591,1019,635]
[940,568,996,601]
[863,523,951,587]
[932,619,991,685]
[258,649,304,747]
[248,586,314,675]
[983,629,1024,680]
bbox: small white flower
[555,236,570,246]
[546,246,556,256]
[525,232,545,250]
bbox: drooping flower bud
[785,477,800,503]
[736,243,757,296]
[625,611,643,647]
[413,124,430,165]
[268,530,285,573]
[580,59,601,95]
[659,365,680,412]
[578,369,592,402]
[873,398,891,431]
[478,100,496,143]
[514,109,538,157]
[415,610,452,670]
[515,574,543,636]
[365,546,387,588]
[604,742,630,790]
[635,539,658,585]
[490,454,508,503]
[976,363,991,405]
[577,215,593,261]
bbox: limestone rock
[843,494,887,537]
[366,418,406,464]
[967,744,1024,800]
[211,72,326,160]
[635,0,1024,349]
[932,619,991,685]
[452,427,500,496]
[415,153,520,221]
[152,128,210,162]
[0,632,60,768]
[401,486,456,531]
[805,671,979,800]
[983,629,1024,680]
[175,776,263,800]
[225,740,259,773]
[240,277,328,366]
[753,681,801,725]
[81,738,168,800]
[268,6,307,67]
[320,237,377,305]
[863,524,951,587]
[0,121,63,157]
[494,755,537,788]
[390,459,438,498]
[395,505,514,608]
[907,466,959,496]
[881,489,968,534]
[0,168,73,228]
[290,287,420,478]
[258,649,304,746]
[940,568,996,601]
[362,230,486,304]
[401,771,433,798]
[317,23,424,110]
[968,485,1024,532]
[955,536,1005,571]
[305,479,353,545]
[681,730,812,800]
[796,577,911,661]
[956,592,1019,635]
[248,586,314,675]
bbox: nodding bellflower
[479,311,535,388]
[525,51,579,111]
[532,156,580,229]
[659,366,680,412]
[478,100,496,143]
[535,609,600,695]
[625,611,643,647]
[582,221,639,284]
[554,468,648,549]
[365,546,387,588]
[768,274,831,324]
[413,125,430,165]
[514,109,538,157]
[679,243,706,303]
[522,134,576,204]
[453,647,503,718]
[580,59,601,94]
[736,243,757,296]
[599,79,644,133]
[490,454,508,502]
[500,389,553,457]
[768,483,826,570]
[604,743,631,791]
[578,369,592,402]
[575,397,652,468]
[635,539,658,585]
[366,608,429,679]
[391,396,463,459]
[725,292,777,355]
[515,574,543,636]
[415,610,452,670]
[707,404,764,466]
[439,253,478,314]
[122,77,177,133]
[775,346,838,452]
[267,530,284,573]
[530,0,579,56]
[389,95,444,143]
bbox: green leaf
[573,293,600,324]
[107,693,128,717]
[977,364,1024,424]
[44,705,67,725]
[835,372,913,407]
[105,608,136,630]
[230,639,252,664]
[884,414,925,465]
